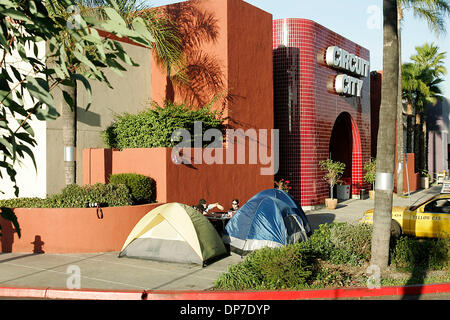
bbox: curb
[0,283,449,300]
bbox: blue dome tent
[252,189,311,236]
[222,189,311,255]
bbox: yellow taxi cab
[359,193,450,238]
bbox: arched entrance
[329,112,363,198]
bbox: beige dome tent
[119,203,227,265]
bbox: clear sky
[146,0,450,97]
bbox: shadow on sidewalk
[307,213,336,231]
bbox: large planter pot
[325,198,338,210]
[420,177,429,189]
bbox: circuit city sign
[325,46,369,97]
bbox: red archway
[329,112,363,197]
[350,116,363,196]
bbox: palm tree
[88,0,185,76]
[403,62,431,168]
[405,43,446,172]
[411,42,447,76]
[370,0,399,270]
[395,0,450,195]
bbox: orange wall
[165,148,274,207]
[226,0,273,131]
[111,148,168,202]
[84,147,274,209]
[83,148,168,203]
[151,0,229,111]
[0,203,161,253]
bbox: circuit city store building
[273,18,372,209]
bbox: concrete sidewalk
[0,186,443,294]
[0,251,243,292]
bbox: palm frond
[401,0,450,35]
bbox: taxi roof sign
[441,180,450,194]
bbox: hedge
[103,101,224,149]
[109,173,155,204]
[0,183,132,208]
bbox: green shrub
[109,173,155,204]
[214,243,317,290]
[103,101,224,150]
[328,223,372,266]
[0,183,132,208]
[302,223,334,258]
[214,222,450,291]
[0,197,51,208]
[304,222,372,266]
[391,236,449,272]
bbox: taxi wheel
[390,220,402,238]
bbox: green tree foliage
[87,0,184,75]
[0,0,155,196]
[402,60,444,113]
[401,0,450,35]
[403,42,446,110]
[363,158,377,188]
[402,43,446,170]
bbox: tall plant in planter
[319,159,345,209]
[363,158,377,199]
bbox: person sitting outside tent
[227,199,239,217]
[194,199,224,215]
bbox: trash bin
[336,184,350,200]
[360,189,368,200]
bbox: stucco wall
[47,40,152,195]
[83,147,274,209]
[226,0,273,131]
[0,203,161,253]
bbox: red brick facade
[273,19,371,208]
